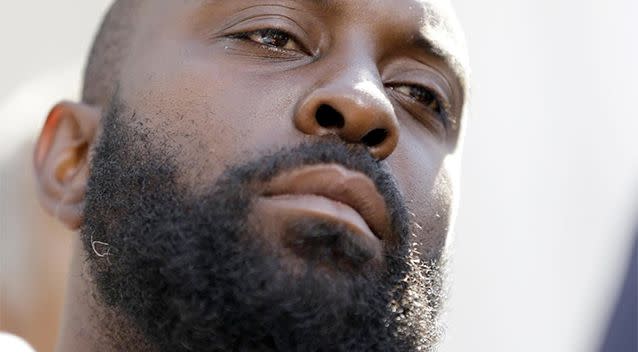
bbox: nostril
[361,129,388,147]
[315,104,345,129]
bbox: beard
[81,96,446,352]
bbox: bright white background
[1,1,636,352]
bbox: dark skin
[34,0,467,350]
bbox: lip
[260,164,392,242]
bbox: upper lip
[262,164,391,240]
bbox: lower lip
[254,194,382,249]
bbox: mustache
[211,138,410,246]
[224,139,389,187]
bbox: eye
[390,84,443,115]
[234,28,305,52]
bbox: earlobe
[34,101,100,230]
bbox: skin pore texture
[34,0,469,351]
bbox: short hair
[82,0,142,106]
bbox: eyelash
[388,84,448,127]
[229,28,307,54]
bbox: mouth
[256,164,392,249]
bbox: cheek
[387,125,457,259]
[119,45,303,188]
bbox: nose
[294,74,399,160]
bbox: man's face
[120,0,466,260]
[83,0,467,350]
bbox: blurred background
[0,1,636,351]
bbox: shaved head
[82,0,141,106]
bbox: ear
[34,101,100,230]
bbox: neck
[56,237,155,352]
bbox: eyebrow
[302,0,335,7]
[412,30,467,92]
[410,32,446,60]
